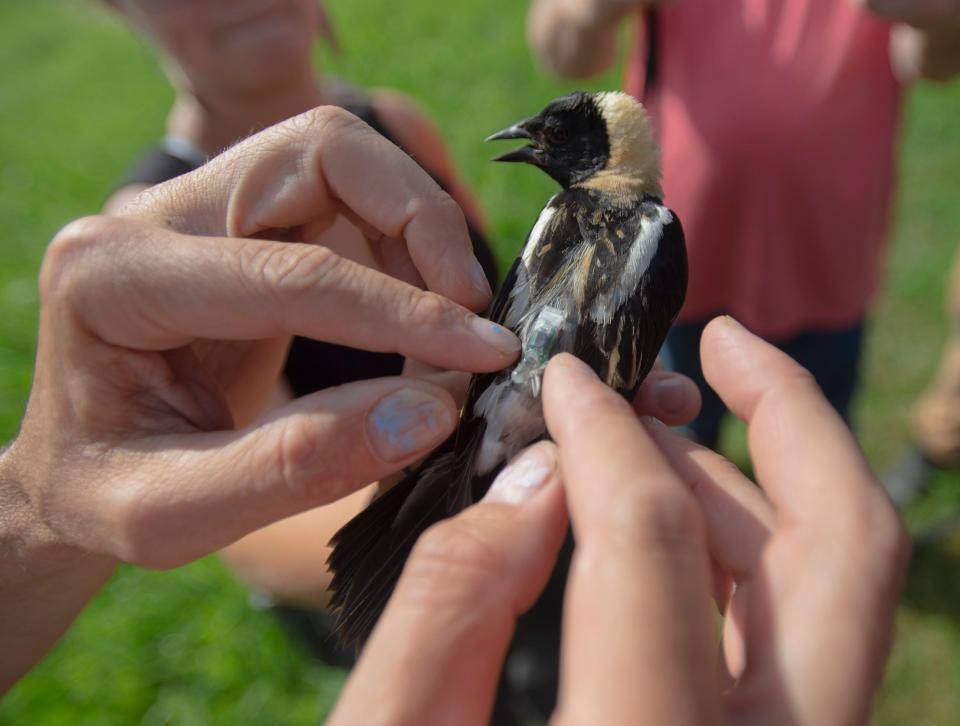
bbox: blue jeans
[660,318,865,449]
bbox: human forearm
[890,22,960,83]
[526,0,631,78]
[0,446,116,692]
[856,0,960,82]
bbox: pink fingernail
[469,316,521,356]
[484,446,555,505]
[367,389,453,462]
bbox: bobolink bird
[328,91,687,645]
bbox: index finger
[45,216,518,373]
[542,355,720,726]
[122,107,492,312]
[699,313,908,724]
[700,316,886,530]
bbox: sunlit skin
[0,107,513,691]
[101,0,492,607]
[0,109,706,691]
[526,0,960,82]
[329,322,908,726]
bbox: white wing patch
[501,265,532,330]
[521,198,558,268]
[589,206,672,325]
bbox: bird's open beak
[486,120,539,163]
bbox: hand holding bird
[329,91,688,645]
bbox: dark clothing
[117,144,197,190]
[116,93,498,398]
[661,317,865,448]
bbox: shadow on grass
[898,468,960,624]
[901,517,960,627]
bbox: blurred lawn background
[1,1,959,723]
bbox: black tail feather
[326,474,415,610]
[327,451,465,647]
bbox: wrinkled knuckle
[432,191,467,225]
[299,105,369,142]
[103,486,179,570]
[604,483,706,554]
[253,416,325,501]
[405,518,506,601]
[40,215,114,305]
[402,290,459,331]
[276,246,339,295]
[244,242,340,301]
[409,187,463,227]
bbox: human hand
[403,354,700,424]
[5,107,520,576]
[527,0,669,78]
[855,0,960,83]
[329,316,907,726]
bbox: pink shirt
[626,0,902,338]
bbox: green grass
[1,1,959,723]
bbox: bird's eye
[545,126,569,145]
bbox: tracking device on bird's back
[511,306,567,397]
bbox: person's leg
[912,253,960,469]
[777,323,865,426]
[883,254,960,507]
[912,343,960,468]
[660,319,727,449]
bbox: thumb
[97,378,458,569]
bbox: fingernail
[484,446,555,505]
[367,389,454,462]
[651,377,689,415]
[722,315,744,330]
[469,316,521,356]
[470,257,494,299]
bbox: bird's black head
[486,91,610,188]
